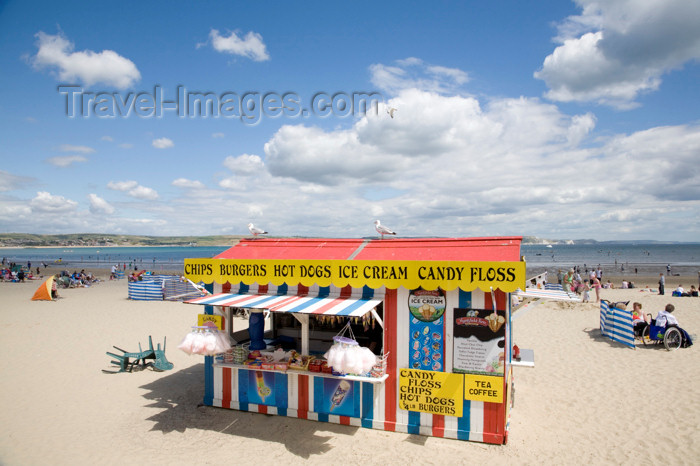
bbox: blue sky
[1,0,699,241]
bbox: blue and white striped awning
[185,292,382,318]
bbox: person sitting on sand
[51,275,59,299]
[631,302,648,336]
[690,285,698,297]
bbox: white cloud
[107,180,138,192]
[46,155,88,167]
[152,137,174,149]
[370,58,469,95]
[107,180,158,200]
[30,191,78,213]
[223,154,265,175]
[127,185,158,200]
[100,136,114,142]
[172,178,205,189]
[87,193,115,215]
[118,143,133,149]
[535,0,700,108]
[0,171,34,192]
[58,144,95,154]
[31,31,140,89]
[212,132,225,138]
[208,29,270,62]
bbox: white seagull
[374,220,396,239]
[248,223,268,237]
[386,107,397,118]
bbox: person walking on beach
[658,273,665,295]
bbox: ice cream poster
[247,370,276,406]
[320,379,355,416]
[452,308,506,376]
[408,288,445,371]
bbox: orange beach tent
[31,276,54,301]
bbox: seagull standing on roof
[374,220,396,239]
[248,223,268,237]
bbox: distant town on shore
[0,233,694,248]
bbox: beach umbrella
[31,276,54,301]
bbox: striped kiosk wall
[202,281,510,444]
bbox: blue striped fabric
[600,301,636,349]
[127,280,163,300]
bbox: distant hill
[0,233,244,247]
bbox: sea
[0,246,228,273]
[2,243,699,277]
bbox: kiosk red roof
[215,237,522,262]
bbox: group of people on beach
[559,267,603,302]
[631,302,693,348]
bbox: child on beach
[581,281,590,302]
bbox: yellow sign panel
[184,259,525,292]
[399,368,463,417]
[464,374,504,403]
[198,314,224,330]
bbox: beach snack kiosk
[184,237,525,444]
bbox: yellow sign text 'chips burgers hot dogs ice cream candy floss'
[399,368,464,417]
[184,258,525,292]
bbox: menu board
[408,288,445,371]
[452,308,506,376]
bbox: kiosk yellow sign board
[464,374,504,403]
[399,368,464,417]
[198,314,224,330]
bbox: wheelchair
[639,316,682,351]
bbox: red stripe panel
[432,414,445,437]
[482,288,507,444]
[222,367,231,409]
[268,295,305,310]
[340,285,352,298]
[339,416,350,425]
[495,289,506,310]
[258,284,268,294]
[384,288,397,431]
[310,298,345,314]
[297,284,308,295]
[222,282,231,293]
[258,404,268,414]
[297,375,308,419]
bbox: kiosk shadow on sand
[139,364,358,459]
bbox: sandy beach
[1,274,699,465]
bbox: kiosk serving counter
[184,237,525,444]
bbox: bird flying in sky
[387,107,397,118]
[374,219,396,239]
[248,223,268,237]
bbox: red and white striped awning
[185,292,381,318]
